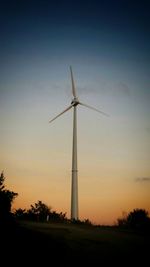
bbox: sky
[0,0,150,225]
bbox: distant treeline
[14,200,92,225]
[0,172,91,225]
[0,171,150,230]
[14,200,67,223]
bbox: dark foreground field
[1,220,149,266]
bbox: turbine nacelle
[71,98,79,106]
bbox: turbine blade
[49,105,73,123]
[70,66,77,98]
[79,102,109,117]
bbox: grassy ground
[2,220,149,266]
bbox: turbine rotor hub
[71,98,79,106]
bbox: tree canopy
[117,208,150,231]
[0,171,18,222]
[15,200,67,222]
[28,200,51,221]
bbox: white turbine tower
[49,67,108,220]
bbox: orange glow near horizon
[5,147,150,225]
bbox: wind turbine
[49,67,108,220]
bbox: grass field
[2,220,149,266]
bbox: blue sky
[0,0,150,224]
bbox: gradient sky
[0,0,150,224]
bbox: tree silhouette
[27,200,51,221]
[117,208,150,231]
[14,208,26,219]
[127,209,150,230]
[15,200,67,222]
[0,171,18,222]
[48,210,67,222]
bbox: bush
[117,208,150,231]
